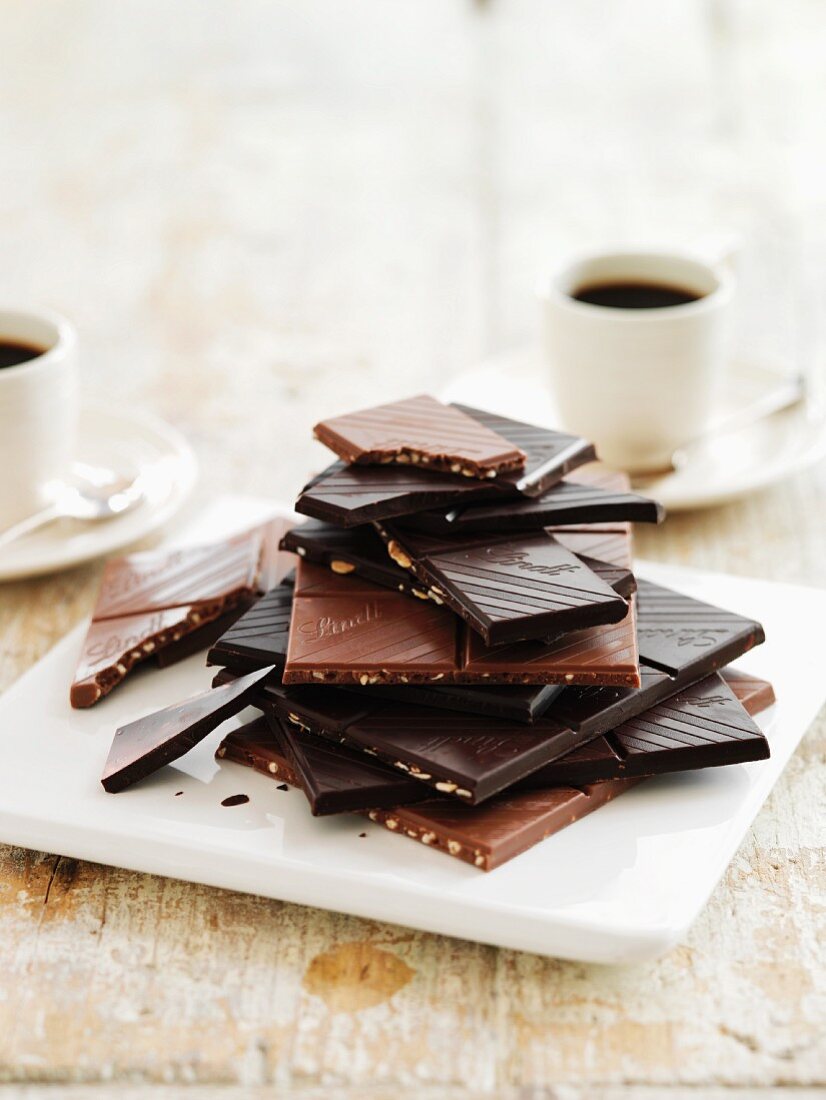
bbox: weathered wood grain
[0,0,824,1093]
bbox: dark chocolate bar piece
[283,562,640,687]
[399,470,664,536]
[519,672,771,787]
[633,578,766,676]
[101,666,274,793]
[295,405,596,525]
[314,394,527,478]
[374,523,630,645]
[206,581,295,673]
[266,711,430,816]
[71,519,292,708]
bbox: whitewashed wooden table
[0,1,824,1094]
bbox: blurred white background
[1,0,825,500]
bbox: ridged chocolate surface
[520,672,771,786]
[314,394,526,476]
[401,475,664,535]
[93,524,285,619]
[71,520,292,708]
[455,405,596,495]
[101,667,274,793]
[207,582,295,672]
[634,578,765,675]
[552,529,634,571]
[295,405,595,525]
[283,562,640,687]
[376,524,629,646]
[274,695,579,803]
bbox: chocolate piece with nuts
[71,519,292,708]
[282,561,640,688]
[313,393,527,478]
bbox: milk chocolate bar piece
[295,406,597,526]
[400,470,664,536]
[266,711,430,816]
[71,519,292,708]
[101,666,274,792]
[520,672,771,787]
[720,667,776,714]
[210,571,564,721]
[375,523,631,645]
[364,778,640,870]
[282,562,640,687]
[314,394,527,478]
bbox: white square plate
[0,497,821,964]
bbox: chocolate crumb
[221,793,250,807]
[175,791,184,797]
[277,784,289,791]
[358,832,367,838]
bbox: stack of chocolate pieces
[98,395,773,872]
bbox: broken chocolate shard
[313,393,526,478]
[720,667,776,715]
[101,665,275,793]
[71,519,292,708]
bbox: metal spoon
[633,373,808,485]
[0,464,145,550]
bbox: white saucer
[442,348,826,510]
[0,405,198,582]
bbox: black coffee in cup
[572,281,702,309]
[0,339,46,370]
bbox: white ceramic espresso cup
[539,250,735,473]
[0,307,79,528]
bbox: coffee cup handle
[687,231,741,277]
